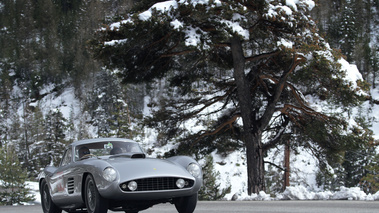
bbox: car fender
[77,158,115,191]
[38,166,58,192]
[167,156,202,176]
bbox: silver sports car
[38,138,202,213]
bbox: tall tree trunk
[250,131,265,194]
[231,36,265,194]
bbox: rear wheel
[40,179,62,213]
[174,193,198,213]
[84,174,109,213]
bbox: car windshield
[75,141,143,161]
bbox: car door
[50,147,84,208]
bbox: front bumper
[99,177,201,201]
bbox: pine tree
[198,155,231,200]
[44,108,68,166]
[372,49,379,88]
[91,0,370,194]
[107,99,133,138]
[28,106,50,177]
[0,145,34,205]
[360,152,379,194]
[342,116,375,188]
[339,0,357,62]
[86,69,122,136]
[0,65,12,146]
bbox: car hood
[106,157,194,182]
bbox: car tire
[174,193,198,213]
[84,174,109,213]
[41,179,62,213]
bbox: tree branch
[262,117,290,152]
[259,54,305,130]
[182,91,231,120]
[245,51,280,62]
[192,114,241,146]
[146,32,172,49]
[264,161,285,171]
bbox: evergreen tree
[360,151,379,194]
[0,64,13,146]
[19,100,40,175]
[76,102,92,140]
[342,116,375,188]
[372,48,379,88]
[198,155,231,200]
[85,68,144,138]
[91,0,370,194]
[0,145,34,205]
[107,99,133,138]
[7,104,22,142]
[44,108,68,166]
[86,69,123,137]
[29,106,49,177]
[338,0,357,62]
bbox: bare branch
[264,161,285,171]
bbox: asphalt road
[1,201,379,213]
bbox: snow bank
[331,187,371,201]
[280,186,379,201]
[235,191,273,201]
[232,185,379,201]
[280,185,324,200]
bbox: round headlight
[103,167,117,182]
[176,178,185,189]
[128,181,138,191]
[187,163,201,178]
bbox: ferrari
[38,138,202,213]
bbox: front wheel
[174,193,198,213]
[84,174,109,213]
[40,179,62,213]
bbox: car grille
[120,177,194,192]
[67,178,75,194]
